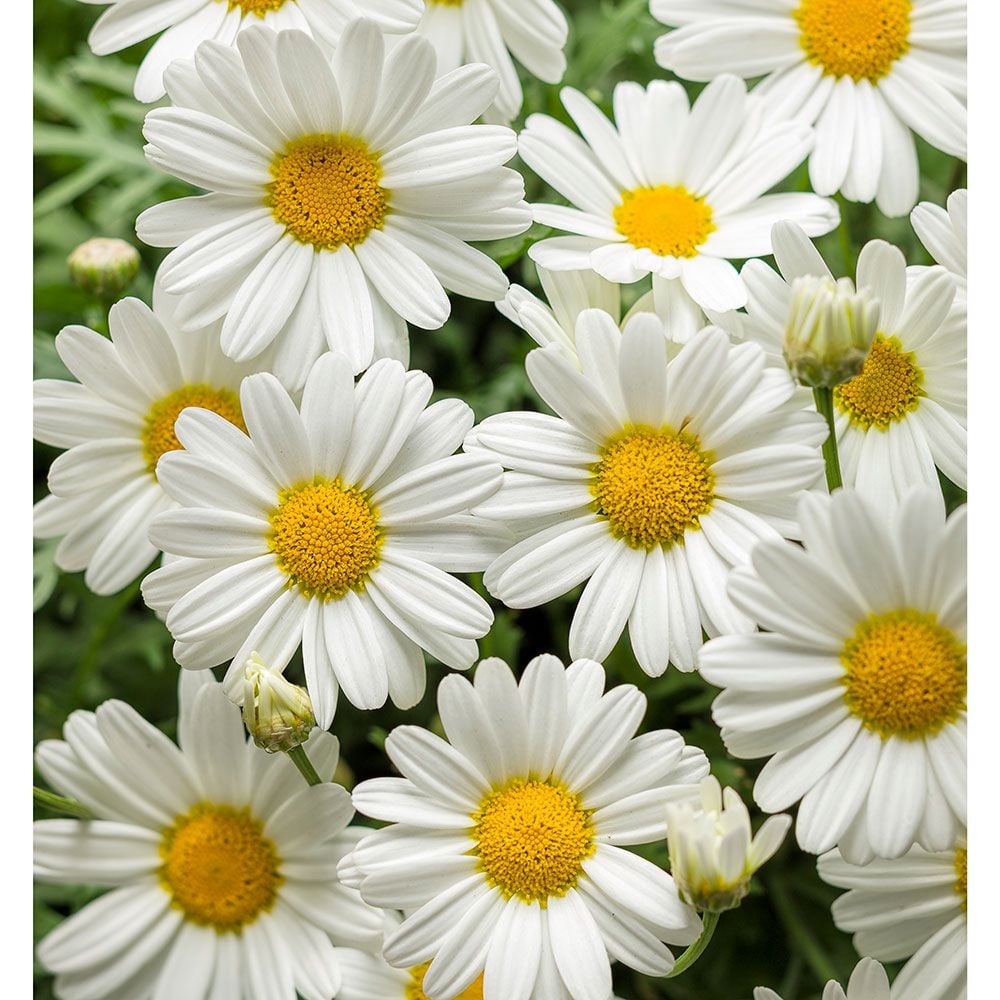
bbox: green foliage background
[33,0,965,996]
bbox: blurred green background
[33,0,964,996]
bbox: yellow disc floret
[841,609,966,739]
[407,964,484,1000]
[159,803,281,931]
[224,0,286,15]
[954,846,967,911]
[141,384,245,475]
[613,185,715,258]
[795,0,912,81]
[269,134,387,249]
[269,478,382,600]
[474,780,594,902]
[593,426,715,548]
[834,335,923,429]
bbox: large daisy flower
[912,188,967,300]
[33,289,265,596]
[416,0,568,122]
[755,958,891,1000]
[85,0,422,102]
[717,221,966,506]
[343,655,708,1000]
[819,839,967,1000]
[517,75,839,313]
[651,0,966,216]
[142,353,504,725]
[34,671,383,1000]
[137,21,531,391]
[469,317,825,676]
[699,488,967,865]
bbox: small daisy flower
[85,0,423,102]
[912,189,967,300]
[33,289,265,596]
[718,221,966,505]
[417,0,568,123]
[143,353,504,725]
[666,775,791,912]
[819,839,967,1000]
[138,22,531,391]
[755,957,891,1000]
[343,654,708,1000]
[699,487,966,865]
[651,0,966,216]
[470,317,825,676]
[517,76,839,313]
[34,671,383,1000]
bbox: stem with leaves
[812,387,843,492]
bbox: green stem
[666,910,720,978]
[286,744,323,786]
[34,787,94,820]
[768,876,839,985]
[836,196,854,275]
[812,387,843,492]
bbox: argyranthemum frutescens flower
[143,353,504,725]
[342,655,708,1000]
[651,0,966,217]
[469,316,826,676]
[517,75,839,313]
[699,487,966,865]
[85,0,422,102]
[34,671,382,1000]
[755,958,891,1000]
[137,21,531,390]
[717,221,966,505]
[818,839,967,1000]
[912,189,967,300]
[33,290,266,595]
[417,0,568,123]
[666,775,790,913]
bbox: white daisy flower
[517,75,839,314]
[34,671,383,1000]
[699,487,967,865]
[85,0,423,102]
[755,957,891,1000]
[819,839,967,1000]
[469,317,826,676]
[416,0,568,123]
[718,221,966,505]
[343,654,708,1000]
[137,21,531,391]
[911,189,967,300]
[33,289,265,596]
[651,0,967,217]
[142,353,504,725]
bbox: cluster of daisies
[33,0,967,998]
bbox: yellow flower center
[407,964,484,1000]
[592,427,715,548]
[834,335,923,429]
[954,847,967,911]
[841,610,966,739]
[159,804,281,931]
[473,780,594,903]
[427,0,464,5]
[795,0,912,81]
[269,134,387,249]
[268,479,382,600]
[221,0,286,15]
[613,185,715,258]
[141,384,245,476]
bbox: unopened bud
[666,776,790,913]
[783,275,879,388]
[67,238,140,299]
[242,653,315,753]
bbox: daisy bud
[67,238,141,299]
[242,653,315,754]
[666,776,791,913]
[782,275,879,388]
